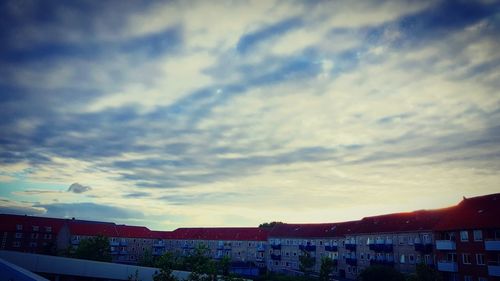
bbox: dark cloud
[33,202,143,220]
[123,192,151,198]
[67,183,92,193]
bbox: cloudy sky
[0,0,499,230]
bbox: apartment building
[1,192,499,280]
[433,194,500,281]
[163,227,269,276]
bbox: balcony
[271,244,281,250]
[153,241,165,248]
[299,245,316,252]
[415,243,433,253]
[271,254,281,260]
[325,245,338,252]
[485,240,500,251]
[435,240,456,250]
[345,243,356,251]
[152,249,164,256]
[256,256,265,261]
[437,261,458,272]
[346,257,357,266]
[370,259,394,267]
[488,263,500,277]
[110,241,120,247]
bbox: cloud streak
[0,0,499,229]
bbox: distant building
[1,193,499,281]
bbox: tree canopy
[75,235,112,262]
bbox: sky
[0,0,499,231]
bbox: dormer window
[16,224,23,231]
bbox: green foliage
[298,250,315,276]
[358,265,405,281]
[75,235,112,262]
[153,252,179,281]
[258,222,284,228]
[319,257,335,281]
[185,244,217,281]
[406,263,443,281]
[218,256,231,276]
[139,248,155,267]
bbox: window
[424,255,432,265]
[13,241,20,247]
[447,253,457,262]
[409,254,415,264]
[464,276,472,281]
[462,253,471,264]
[32,226,39,232]
[399,236,407,245]
[460,231,469,242]
[473,230,483,241]
[478,278,487,281]
[45,226,52,232]
[29,242,37,248]
[31,233,39,239]
[15,233,22,239]
[16,224,23,231]
[400,254,406,264]
[476,254,485,265]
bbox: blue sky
[0,0,499,230]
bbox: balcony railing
[345,243,356,251]
[488,262,500,277]
[437,261,458,272]
[415,243,433,253]
[346,257,357,266]
[325,245,338,252]
[110,241,120,247]
[368,243,392,252]
[271,244,281,250]
[271,254,281,260]
[153,241,165,248]
[370,259,395,267]
[299,245,316,252]
[435,240,456,250]
[485,240,500,251]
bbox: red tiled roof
[151,230,174,239]
[170,227,269,241]
[434,193,500,231]
[67,220,118,237]
[0,214,66,233]
[115,225,153,238]
[268,221,361,238]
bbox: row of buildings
[1,193,500,280]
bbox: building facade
[1,193,500,280]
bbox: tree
[298,250,315,276]
[139,248,155,267]
[75,235,112,262]
[406,263,443,281]
[358,265,405,281]
[185,244,217,281]
[258,222,284,228]
[153,252,178,281]
[319,257,335,281]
